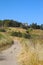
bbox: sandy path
[0,40,22,65]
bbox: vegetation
[0,19,43,65]
[30,23,40,29]
[18,37,43,65]
[0,19,43,30]
[0,28,6,32]
[0,32,14,51]
[10,31,31,39]
[40,24,43,30]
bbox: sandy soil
[0,40,22,65]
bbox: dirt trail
[0,40,22,65]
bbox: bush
[11,31,31,39]
[0,33,14,50]
[23,33,30,38]
[10,31,22,37]
[40,24,43,30]
[26,28,33,33]
[17,31,22,37]
[9,28,11,30]
[0,28,6,32]
[11,31,18,36]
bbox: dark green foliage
[3,20,22,27]
[17,31,22,37]
[0,20,3,27]
[0,19,43,30]
[0,20,29,29]
[26,28,33,34]
[22,33,30,39]
[30,23,40,29]
[36,25,40,29]
[10,31,30,39]
[0,19,23,27]
[0,28,6,32]
[3,20,10,27]
[11,31,20,37]
[11,31,22,37]
[40,24,43,30]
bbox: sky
[0,0,43,24]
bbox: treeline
[0,20,22,27]
[29,23,43,30]
[0,20,43,30]
[0,20,28,29]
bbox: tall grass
[18,37,43,65]
[0,33,14,51]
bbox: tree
[30,23,40,29]
[0,20,3,27]
[3,20,10,27]
[40,24,43,30]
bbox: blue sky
[0,0,43,24]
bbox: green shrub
[9,28,11,30]
[22,33,30,39]
[26,28,33,33]
[0,28,6,32]
[11,31,31,39]
[10,31,22,37]
[10,31,18,36]
[17,31,22,37]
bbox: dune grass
[5,28,43,65]
[17,38,43,65]
[0,32,14,51]
[0,27,43,65]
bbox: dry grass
[0,27,43,65]
[30,29,43,35]
[0,32,13,51]
[18,46,39,65]
[6,27,26,33]
[5,28,43,65]
[17,38,43,65]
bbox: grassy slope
[0,27,43,65]
[0,31,13,51]
[9,27,43,65]
[8,27,43,41]
[6,27,43,46]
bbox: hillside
[0,26,43,65]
